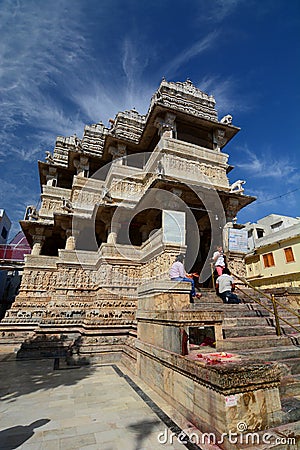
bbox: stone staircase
[193,288,300,427]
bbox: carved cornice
[109,109,146,143]
[149,79,218,122]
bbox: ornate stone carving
[154,112,177,138]
[150,79,218,122]
[45,151,54,163]
[81,123,107,157]
[230,180,246,194]
[108,143,127,163]
[24,205,39,221]
[45,167,58,186]
[163,153,228,187]
[61,197,74,213]
[220,114,233,125]
[110,109,146,143]
[74,156,89,177]
[213,128,227,150]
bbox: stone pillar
[108,143,127,165]
[65,229,76,250]
[223,197,240,251]
[74,156,89,177]
[212,128,227,151]
[31,234,45,255]
[223,198,247,276]
[154,112,177,138]
[107,223,121,244]
[140,220,156,241]
[46,167,58,186]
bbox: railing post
[271,294,281,336]
[210,263,215,289]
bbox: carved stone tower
[0,79,255,361]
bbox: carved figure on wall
[73,133,82,150]
[45,151,54,163]
[220,114,233,125]
[24,205,39,221]
[230,180,246,194]
[61,197,74,212]
[156,160,165,178]
[100,187,113,203]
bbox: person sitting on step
[169,254,202,303]
[215,268,240,304]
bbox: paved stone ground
[0,353,206,450]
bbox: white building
[243,214,300,289]
[243,214,300,251]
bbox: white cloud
[195,75,254,115]
[236,147,296,179]
[162,32,219,78]
[0,0,87,159]
[69,36,156,123]
[203,0,244,23]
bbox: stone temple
[1,79,299,446]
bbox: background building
[244,214,300,289]
[0,209,11,245]
[0,229,31,320]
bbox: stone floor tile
[59,433,96,450]
[42,426,77,440]
[0,360,214,450]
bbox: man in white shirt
[215,268,240,304]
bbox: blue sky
[0,0,299,239]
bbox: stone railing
[39,185,72,218]
[144,137,229,189]
[41,136,231,214]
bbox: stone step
[238,345,300,362]
[280,375,300,397]
[218,335,291,351]
[194,301,269,310]
[280,324,300,335]
[278,358,300,375]
[193,304,272,318]
[281,396,300,424]
[223,316,275,327]
[223,325,277,338]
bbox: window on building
[271,221,283,231]
[263,252,275,268]
[284,247,295,263]
[256,228,264,238]
[1,226,8,240]
[248,229,253,238]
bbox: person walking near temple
[213,245,226,276]
[169,254,202,302]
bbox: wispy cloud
[236,146,297,179]
[195,75,254,115]
[162,32,219,78]
[0,0,87,160]
[203,0,244,23]
[70,36,156,123]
